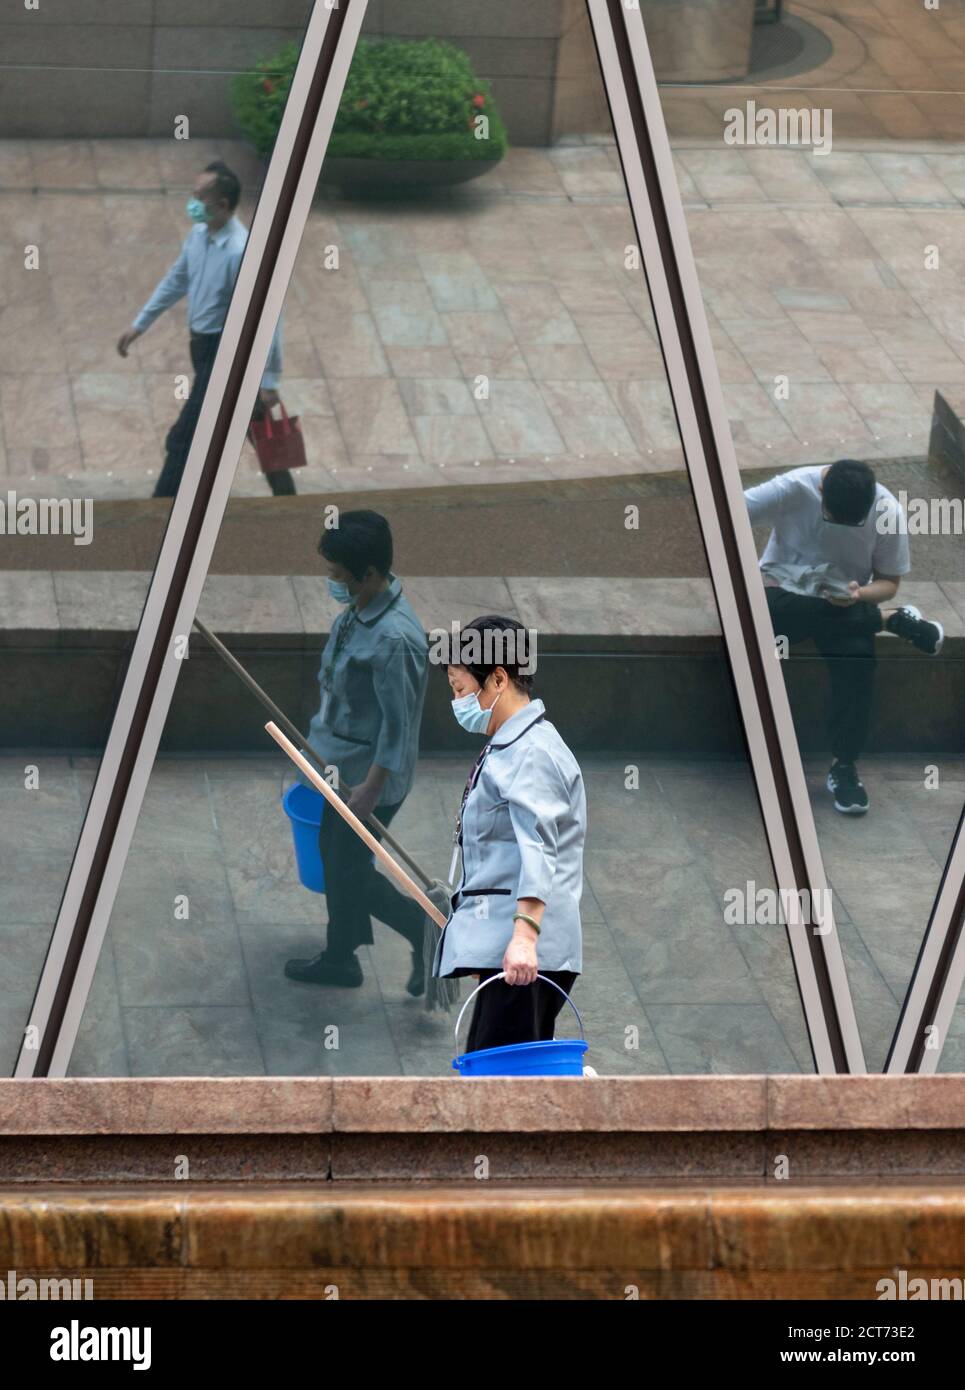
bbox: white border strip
[16,0,369,1078]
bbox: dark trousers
[766,586,883,764]
[153,332,296,499]
[319,797,425,959]
[466,969,579,1053]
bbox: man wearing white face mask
[117,161,291,499]
[435,615,586,1053]
[285,511,429,993]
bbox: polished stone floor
[2,750,963,1079]
[2,128,965,499]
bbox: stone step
[2,1077,965,1299]
[2,1182,965,1300]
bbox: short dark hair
[203,160,241,211]
[823,459,876,525]
[319,510,393,580]
[458,615,534,694]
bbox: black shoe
[827,761,870,815]
[886,604,944,655]
[406,951,426,998]
[284,951,363,987]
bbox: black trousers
[465,969,579,1053]
[766,586,882,764]
[153,332,296,498]
[319,797,425,959]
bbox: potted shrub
[232,37,509,194]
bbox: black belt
[330,729,370,747]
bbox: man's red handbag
[248,404,308,474]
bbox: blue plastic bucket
[283,783,326,893]
[452,973,588,1077]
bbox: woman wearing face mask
[434,615,586,1053]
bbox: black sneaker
[284,951,363,987]
[827,761,870,815]
[886,604,944,655]
[406,950,426,999]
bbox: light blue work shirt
[433,699,586,977]
[134,216,282,389]
[303,575,428,806]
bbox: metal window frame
[887,810,965,1073]
[15,0,963,1078]
[587,0,865,1072]
[15,0,369,1078]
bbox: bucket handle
[454,971,584,1054]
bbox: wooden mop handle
[265,721,448,929]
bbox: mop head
[422,883,460,1013]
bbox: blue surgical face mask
[327,578,354,605]
[452,688,501,735]
[186,196,212,224]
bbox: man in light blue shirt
[117,161,292,499]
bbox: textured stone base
[4,1079,965,1299]
[2,1185,964,1301]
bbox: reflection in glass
[649,0,965,1068]
[0,1,312,1073]
[67,0,814,1079]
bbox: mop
[193,618,459,1010]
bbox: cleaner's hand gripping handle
[265,721,448,929]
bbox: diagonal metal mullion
[587,0,865,1072]
[15,0,368,1078]
[887,808,965,1072]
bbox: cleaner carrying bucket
[214,510,450,1005]
[430,615,588,1067]
[452,973,588,1077]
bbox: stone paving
[3,129,965,499]
[3,750,964,1079]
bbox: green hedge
[232,37,508,163]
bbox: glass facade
[5,0,965,1078]
[648,0,965,1071]
[0,0,313,1073]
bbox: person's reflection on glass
[285,511,430,995]
[745,460,944,815]
[116,162,293,499]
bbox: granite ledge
[1,1076,964,1138]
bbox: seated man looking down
[744,459,943,815]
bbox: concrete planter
[642,0,758,84]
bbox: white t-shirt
[744,466,910,587]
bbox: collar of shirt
[205,216,241,249]
[354,573,402,626]
[489,698,546,748]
